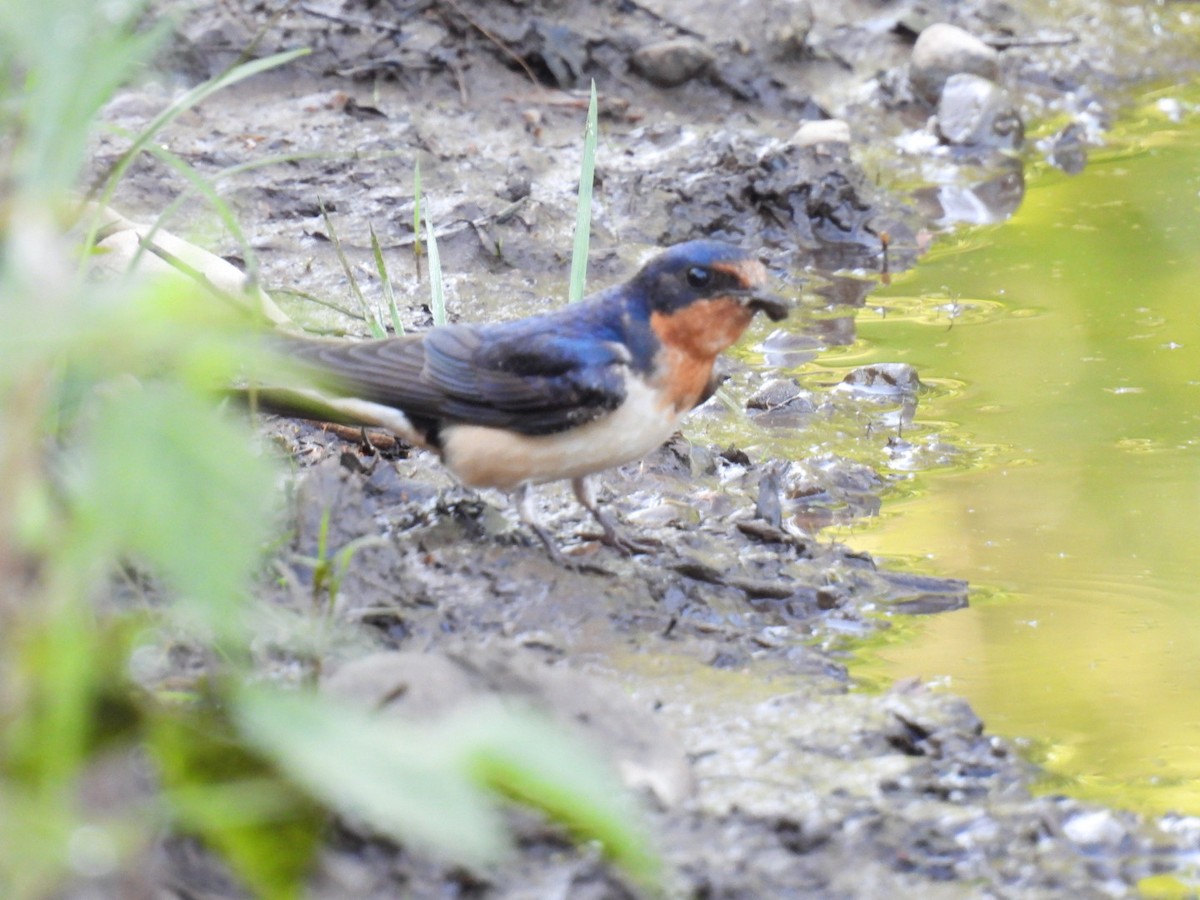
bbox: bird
[253,239,789,558]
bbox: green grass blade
[321,199,385,338]
[269,288,361,327]
[412,158,424,276]
[92,48,310,201]
[82,48,310,260]
[128,140,261,289]
[568,80,598,304]
[370,224,403,335]
[425,216,446,327]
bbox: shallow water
[818,85,1200,815]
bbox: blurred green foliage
[0,2,655,896]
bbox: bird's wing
[280,334,442,410]
[421,324,631,434]
[279,322,632,436]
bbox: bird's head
[631,240,789,361]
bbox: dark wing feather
[275,317,631,436]
[420,324,630,433]
[278,334,443,412]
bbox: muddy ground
[95,0,1200,896]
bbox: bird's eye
[686,266,711,288]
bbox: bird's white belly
[439,376,681,489]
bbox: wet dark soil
[97,0,1200,896]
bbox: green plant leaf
[126,140,262,291]
[370,223,404,335]
[568,80,598,303]
[412,158,424,269]
[235,687,657,882]
[75,381,277,642]
[425,216,446,326]
[233,686,508,864]
[151,700,324,900]
[1,0,163,200]
[320,199,384,337]
[452,703,659,883]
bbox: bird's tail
[231,334,433,449]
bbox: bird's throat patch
[650,298,754,410]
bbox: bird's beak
[735,289,790,322]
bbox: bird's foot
[569,476,660,557]
[516,484,613,573]
[527,527,614,575]
[582,520,661,556]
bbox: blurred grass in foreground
[0,1,655,896]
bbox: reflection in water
[831,86,1200,815]
[912,166,1027,226]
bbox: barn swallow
[257,239,788,558]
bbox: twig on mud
[503,87,635,120]
[448,59,469,105]
[209,0,299,71]
[467,195,532,260]
[984,31,1079,48]
[287,419,406,452]
[298,3,406,36]
[333,58,439,78]
[381,196,530,250]
[438,0,541,88]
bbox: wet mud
[99,0,1200,895]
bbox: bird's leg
[516,482,614,574]
[516,481,569,564]
[571,476,659,555]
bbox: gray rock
[1062,809,1130,849]
[910,22,999,104]
[747,378,808,411]
[631,37,715,87]
[1041,121,1089,174]
[838,363,921,398]
[936,73,1023,150]
[790,118,851,149]
[747,378,815,430]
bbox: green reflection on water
[836,86,1200,815]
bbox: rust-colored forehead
[711,258,768,289]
